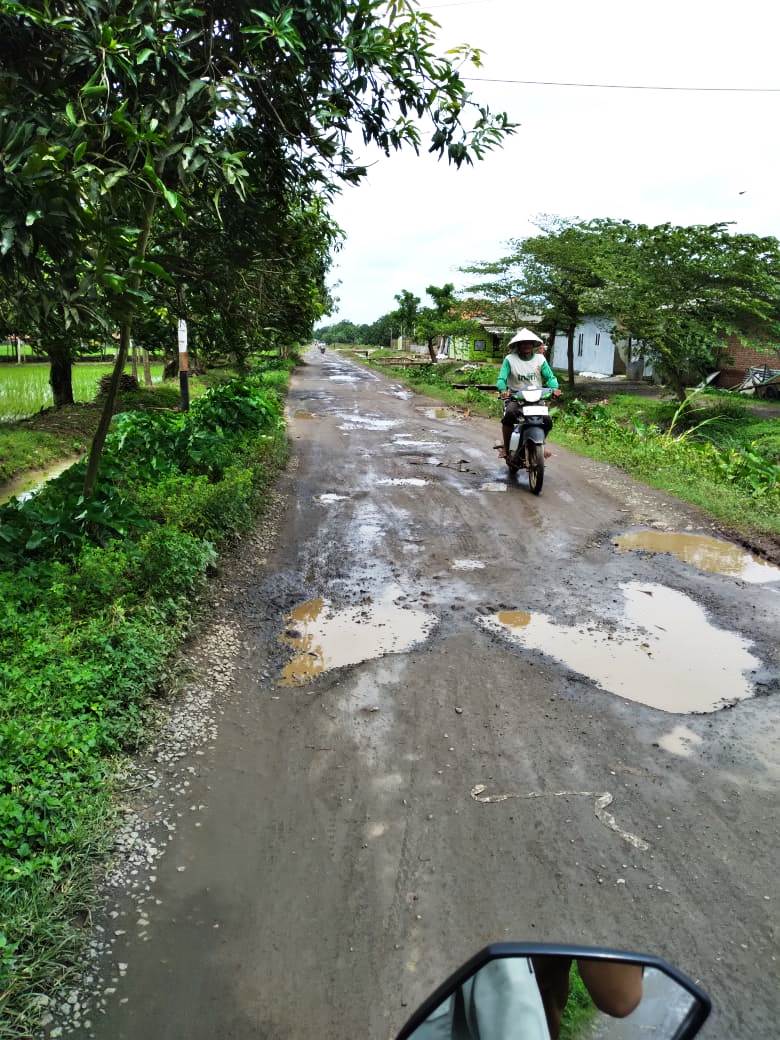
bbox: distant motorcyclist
[496,329,560,459]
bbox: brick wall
[716,335,780,386]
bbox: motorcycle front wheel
[527,442,545,494]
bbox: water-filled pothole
[417,406,462,420]
[482,582,759,713]
[615,530,780,584]
[376,477,429,488]
[279,596,436,686]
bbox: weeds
[0,367,290,1035]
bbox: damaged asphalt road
[68,351,779,1040]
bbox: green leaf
[136,47,154,65]
[162,187,179,210]
[81,84,108,97]
[65,102,77,125]
[73,141,87,162]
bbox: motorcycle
[504,388,556,495]
[397,942,711,1040]
[319,344,326,355]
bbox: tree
[393,289,421,344]
[462,219,615,388]
[415,282,467,361]
[1,0,514,494]
[595,222,780,399]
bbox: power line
[463,76,780,93]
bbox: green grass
[0,428,75,485]
[560,967,598,1039]
[0,362,165,422]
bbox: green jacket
[496,355,559,392]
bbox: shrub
[135,526,216,600]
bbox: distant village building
[551,317,651,379]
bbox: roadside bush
[556,399,780,524]
[131,465,255,541]
[0,371,291,1028]
[135,526,216,599]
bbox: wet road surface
[76,351,779,1039]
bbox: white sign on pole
[177,319,188,353]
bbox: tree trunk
[130,337,138,381]
[83,197,156,498]
[566,324,576,390]
[427,337,437,363]
[49,350,75,407]
[142,348,153,387]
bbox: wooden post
[15,335,22,364]
[142,347,153,387]
[178,318,190,411]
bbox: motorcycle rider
[496,329,560,459]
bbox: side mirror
[396,944,710,1040]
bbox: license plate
[523,405,549,416]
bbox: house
[550,317,653,379]
[716,335,780,388]
[449,315,542,361]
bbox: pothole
[452,559,486,571]
[416,406,462,420]
[481,582,760,714]
[278,596,436,686]
[479,481,507,493]
[658,724,704,757]
[337,414,400,431]
[614,530,780,584]
[293,410,316,419]
[316,493,349,504]
[376,477,430,488]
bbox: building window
[577,333,584,357]
[595,332,601,346]
[473,339,486,352]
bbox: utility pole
[178,318,190,411]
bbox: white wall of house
[551,318,618,375]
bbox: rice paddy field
[0,362,164,421]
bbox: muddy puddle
[278,595,436,686]
[294,409,317,420]
[337,413,400,432]
[417,406,463,421]
[316,493,349,504]
[0,456,79,506]
[615,530,780,584]
[376,477,429,488]
[658,724,704,757]
[452,559,486,571]
[482,582,759,714]
[479,481,507,493]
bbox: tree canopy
[0,0,514,490]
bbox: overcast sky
[325,0,780,324]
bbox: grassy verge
[353,352,780,545]
[0,356,293,1037]
[0,370,238,488]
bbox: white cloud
[327,0,780,322]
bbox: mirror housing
[396,943,711,1040]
